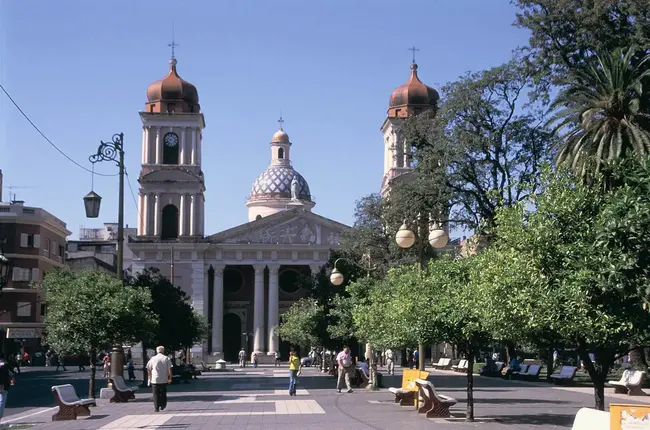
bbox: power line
[0,83,117,177]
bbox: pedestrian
[55,353,67,372]
[336,346,354,393]
[252,352,258,368]
[127,359,136,381]
[146,346,172,413]
[275,351,281,367]
[288,348,302,396]
[385,348,395,375]
[413,349,419,369]
[0,353,16,424]
[102,354,111,379]
[238,348,246,368]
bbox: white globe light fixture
[428,221,449,249]
[329,267,344,286]
[395,222,416,249]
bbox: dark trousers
[152,383,168,411]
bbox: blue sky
[0,0,530,239]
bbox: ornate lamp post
[395,213,449,371]
[329,254,379,390]
[84,132,126,378]
[0,239,13,297]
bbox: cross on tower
[408,45,420,64]
[278,115,284,130]
[168,40,179,59]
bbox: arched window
[278,147,284,159]
[163,132,179,165]
[161,204,179,239]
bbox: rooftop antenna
[408,45,420,64]
[2,186,34,203]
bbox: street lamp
[86,132,126,378]
[0,239,13,297]
[329,255,379,391]
[395,213,449,371]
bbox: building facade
[128,56,349,363]
[66,223,137,274]
[0,198,71,355]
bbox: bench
[513,364,542,380]
[571,407,610,430]
[451,359,467,372]
[480,361,504,377]
[607,369,646,395]
[108,375,139,403]
[550,366,578,384]
[432,358,452,370]
[388,369,430,406]
[415,379,457,418]
[51,384,96,421]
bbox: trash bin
[215,359,227,370]
[376,372,383,388]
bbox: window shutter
[12,268,20,281]
[20,233,28,247]
[33,234,41,248]
[52,242,57,255]
[32,268,40,281]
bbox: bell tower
[137,53,206,240]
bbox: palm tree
[549,48,650,180]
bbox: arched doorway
[161,204,179,239]
[223,313,241,363]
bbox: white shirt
[238,350,246,359]
[386,349,394,360]
[146,353,172,384]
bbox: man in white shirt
[385,348,395,375]
[146,346,172,412]
[238,348,246,368]
[336,346,353,393]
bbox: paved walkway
[2,365,649,429]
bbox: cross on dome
[277,115,284,130]
[408,45,420,64]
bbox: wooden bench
[571,407,610,430]
[451,359,467,372]
[108,375,139,403]
[388,369,430,406]
[550,366,578,384]
[607,370,646,395]
[415,379,457,418]
[513,364,542,380]
[432,358,452,370]
[51,384,96,421]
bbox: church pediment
[140,168,201,183]
[207,208,350,246]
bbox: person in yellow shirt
[288,348,302,396]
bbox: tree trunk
[546,349,555,381]
[466,346,475,422]
[593,377,606,411]
[88,350,96,399]
[629,347,648,371]
[580,350,610,411]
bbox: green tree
[127,268,207,362]
[550,48,650,180]
[44,269,157,399]
[278,298,322,348]
[483,163,650,410]
[514,0,650,98]
[403,60,553,231]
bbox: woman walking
[288,348,302,396]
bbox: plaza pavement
[3,364,650,429]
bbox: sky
[0,0,531,239]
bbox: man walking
[146,346,172,412]
[385,348,395,375]
[336,346,353,393]
[0,353,15,424]
[238,348,246,368]
[288,348,302,396]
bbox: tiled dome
[250,166,311,201]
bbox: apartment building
[0,198,71,355]
[66,223,136,275]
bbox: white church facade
[127,55,349,363]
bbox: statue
[290,176,301,201]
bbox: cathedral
[128,53,438,363]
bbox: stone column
[253,264,266,354]
[155,128,162,164]
[144,127,150,164]
[179,127,186,165]
[142,193,150,235]
[189,194,196,236]
[179,194,187,236]
[211,265,225,359]
[153,193,160,236]
[141,127,146,164]
[138,193,145,235]
[267,265,280,355]
[191,129,197,165]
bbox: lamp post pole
[88,133,126,377]
[395,213,449,372]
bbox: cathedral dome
[146,58,200,113]
[388,63,438,117]
[250,166,311,201]
[272,129,290,143]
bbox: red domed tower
[381,60,439,196]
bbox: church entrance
[223,313,241,363]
